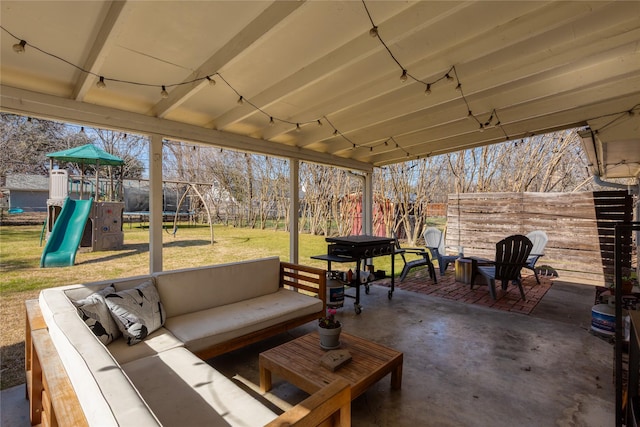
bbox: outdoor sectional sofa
[25,256,352,426]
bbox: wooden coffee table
[259,331,403,400]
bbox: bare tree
[0,114,88,176]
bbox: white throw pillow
[73,285,121,345]
[105,280,166,346]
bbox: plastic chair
[424,227,463,276]
[393,232,437,283]
[474,234,533,300]
[524,230,548,284]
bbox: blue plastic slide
[40,198,93,268]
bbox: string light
[2,11,526,157]
[0,22,450,157]
[12,39,26,53]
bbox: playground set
[40,144,125,268]
[40,144,215,268]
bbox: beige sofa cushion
[39,289,161,426]
[164,288,323,353]
[154,257,281,318]
[122,347,278,427]
[108,327,184,365]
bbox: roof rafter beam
[216,1,458,135]
[72,1,134,101]
[152,1,306,119]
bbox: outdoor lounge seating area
[24,257,354,426]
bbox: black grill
[325,235,395,259]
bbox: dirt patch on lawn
[1,290,39,389]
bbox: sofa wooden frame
[25,262,352,426]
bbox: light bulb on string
[445,73,454,82]
[237,96,244,105]
[424,84,431,95]
[206,76,216,86]
[80,126,85,134]
[369,26,378,37]
[269,117,275,126]
[400,70,408,82]
[479,124,484,132]
[12,40,26,53]
[467,110,473,119]
[333,129,339,136]
[160,86,169,98]
[295,123,301,132]
[455,83,462,91]
[96,76,106,89]
[317,119,323,127]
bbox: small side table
[455,258,472,284]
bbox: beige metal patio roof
[1,1,639,174]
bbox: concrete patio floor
[2,279,614,427]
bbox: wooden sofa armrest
[29,329,89,427]
[265,378,351,427]
[280,262,327,310]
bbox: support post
[289,159,299,264]
[363,171,373,236]
[149,135,163,273]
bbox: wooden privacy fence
[445,191,633,286]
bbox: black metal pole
[615,223,624,427]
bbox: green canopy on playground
[46,144,125,166]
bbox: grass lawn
[1,222,422,390]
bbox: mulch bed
[378,266,553,315]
